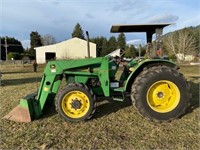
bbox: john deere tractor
[4,23,190,123]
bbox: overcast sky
[0,0,199,48]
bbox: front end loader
[4,23,190,123]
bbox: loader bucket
[3,93,37,123]
[3,105,32,122]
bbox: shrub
[7,52,21,60]
[7,52,14,60]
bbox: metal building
[35,37,96,64]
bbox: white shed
[35,38,96,64]
[106,49,124,57]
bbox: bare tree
[164,32,177,56]
[164,29,198,61]
[177,30,197,55]
[41,34,56,46]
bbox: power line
[1,44,22,46]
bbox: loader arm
[4,57,111,122]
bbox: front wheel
[55,83,96,122]
[131,65,190,121]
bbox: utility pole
[139,45,141,59]
[0,37,1,61]
[5,37,8,61]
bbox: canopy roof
[110,23,171,43]
[110,23,171,33]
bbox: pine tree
[124,45,137,58]
[100,38,108,56]
[29,31,42,59]
[117,33,126,50]
[30,31,42,49]
[90,36,107,57]
[108,36,117,53]
[71,23,84,39]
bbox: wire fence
[0,60,32,68]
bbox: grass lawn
[0,64,199,149]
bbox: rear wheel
[55,83,96,122]
[131,65,190,121]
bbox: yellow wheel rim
[61,91,90,118]
[147,80,180,113]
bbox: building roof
[35,37,96,49]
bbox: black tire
[131,65,190,121]
[55,83,96,122]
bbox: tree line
[71,23,145,58]
[0,37,24,60]
[0,33,56,60]
[71,23,127,57]
[1,23,199,61]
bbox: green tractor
[4,23,190,123]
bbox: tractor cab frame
[111,23,171,57]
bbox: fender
[124,59,177,92]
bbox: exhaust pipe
[86,31,90,58]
